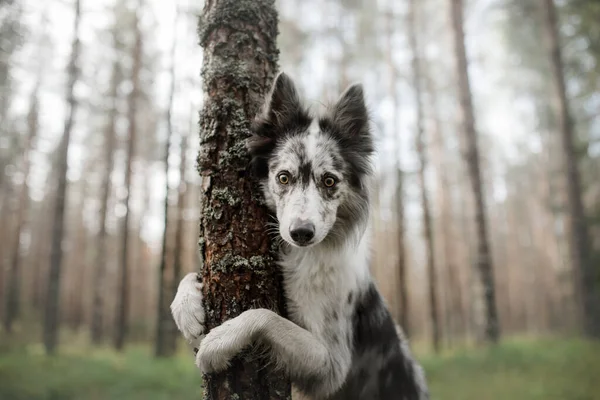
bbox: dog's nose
[289,221,315,245]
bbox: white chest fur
[278,234,371,339]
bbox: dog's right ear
[247,72,310,178]
[262,72,303,126]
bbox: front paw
[170,272,205,347]
[195,318,250,373]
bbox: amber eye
[323,176,336,187]
[278,173,290,185]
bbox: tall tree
[448,0,500,343]
[155,8,179,357]
[408,0,440,352]
[384,1,409,334]
[197,0,290,398]
[114,9,142,351]
[3,75,40,332]
[542,0,600,337]
[91,29,121,344]
[424,65,465,343]
[43,0,82,354]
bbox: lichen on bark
[196,0,290,398]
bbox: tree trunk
[91,49,120,345]
[197,0,290,398]
[424,63,466,345]
[114,12,142,351]
[385,3,409,335]
[449,0,500,343]
[408,0,441,352]
[43,0,81,354]
[155,11,178,357]
[3,78,39,333]
[542,0,600,337]
[170,132,188,350]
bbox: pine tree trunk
[170,132,188,352]
[542,0,600,337]
[3,79,39,333]
[449,0,500,344]
[43,0,81,354]
[155,10,179,357]
[424,64,466,345]
[91,54,120,344]
[384,4,409,334]
[197,0,290,398]
[408,0,441,352]
[114,13,142,351]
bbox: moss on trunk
[196,0,291,398]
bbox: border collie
[170,73,429,400]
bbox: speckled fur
[171,73,429,400]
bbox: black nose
[289,222,315,245]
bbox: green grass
[423,338,600,400]
[0,337,599,399]
[0,343,201,400]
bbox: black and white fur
[170,73,429,400]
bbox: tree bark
[542,0,600,337]
[91,41,121,344]
[114,11,142,351]
[197,0,290,398]
[155,10,179,356]
[449,0,500,343]
[408,0,441,352]
[43,0,81,354]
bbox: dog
[170,72,429,399]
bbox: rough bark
[449,0,500,343]
[542,0,600,337]
[91,46,121,344]
[155,12,178,356]
[197,0,290,398]
[408,0,441,352]
[43,0,81,354]
[114,12,142,351]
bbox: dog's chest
[280,248,362,340]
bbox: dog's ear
[330,83,368,136]
[247,72,309,178]
[262,72,304,127]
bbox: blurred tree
[542,0,600,338]
[196,0,290,398]
[424,63,465,344]
[155,9,179,357]
[3,72,40,333]
[114,8,143,351]
[43,0,82,354]
[384,1,410,334]
[91,22,122,344]
[449,0,500,344]
[408,0,440,352]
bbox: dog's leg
[196,309,333,386]
[170,272,206,350]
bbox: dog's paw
[195,316,253,374]
[170,272,205,347]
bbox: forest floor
[0,336,599,399]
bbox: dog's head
[248,72,374,248]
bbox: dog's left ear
[330,83,368,136]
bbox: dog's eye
[323,176,336,187]
[278,173,290,185]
